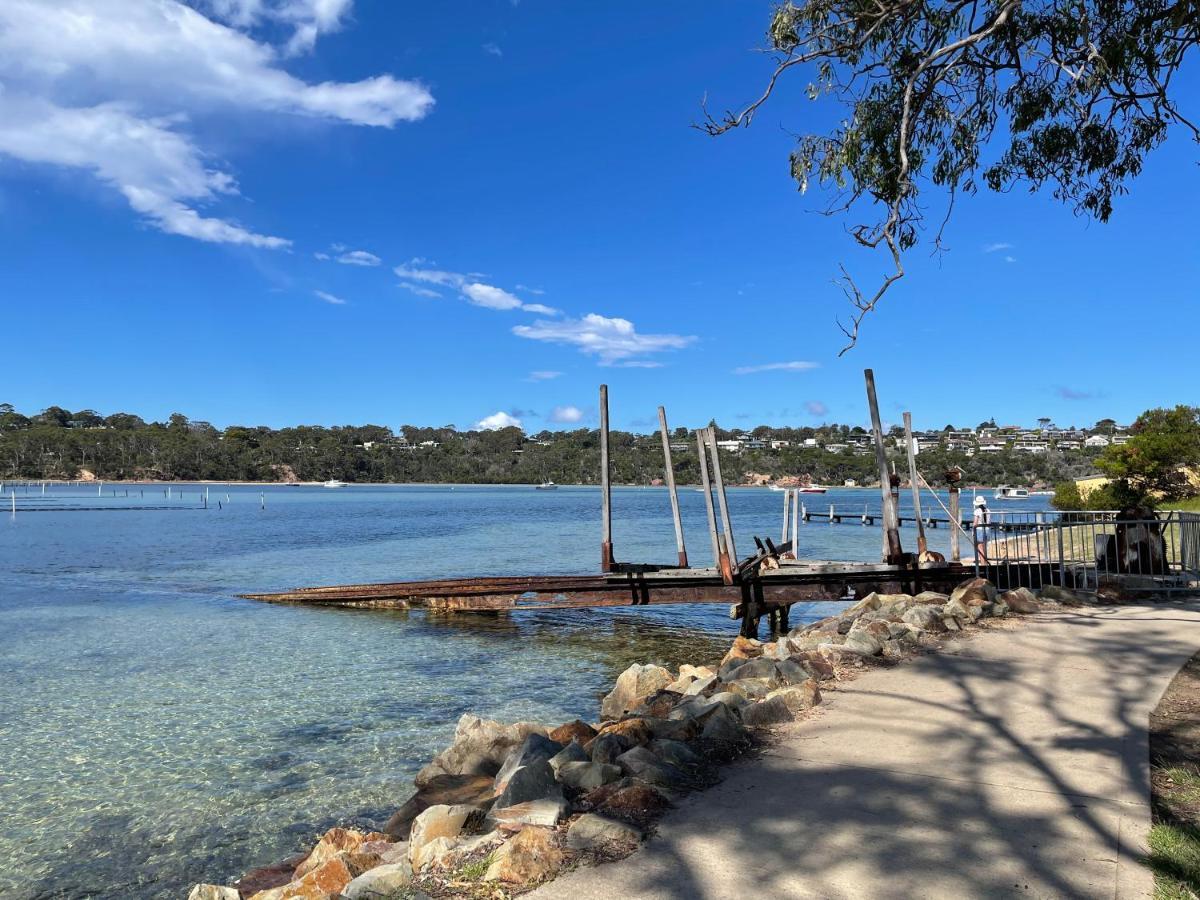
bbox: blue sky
[1,2,1197,434]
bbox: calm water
[0,483,1051,898]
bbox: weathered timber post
[792,488,801,558]
[657,406,688,567]
[600,384,614,572]
[696,430,722,569]
[865,369,903,563]
[903,412,928,559]
[781,489,791,542]
[704,427,738,574]
[949,485,961,561]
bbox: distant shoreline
[8,478,1010,491]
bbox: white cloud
[1004,255,1017,263]
[0,1,434,246]
[805,400,828,416]
[398,282,441,299]
[335,248,381,266]
[548,405,583,424]
[474,411,522,431]
[983,242,1013,253]
[526,370,562,381]
[482,42,503,57]
[515,284,546,295]
[733,361,820,375]
[463,282,523,311]
[314,251,331,260]
[395,260,557,313]
[512,314,696,366]
[314,289,346,304]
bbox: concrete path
[531,603,1200,899]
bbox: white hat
[974,495,987,506]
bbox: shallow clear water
[0,483,1050,898]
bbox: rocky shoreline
[187,578,1064,900]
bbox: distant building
[770,439,791,450]
[716,439,743,453]
[1084,435,1111,448]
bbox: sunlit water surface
[0,483,1050,898]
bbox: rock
[416,716,548,788]
[679,664,715,680]
[549,719,597,746]
[683,674,719,698]
[235,854,308,897]
[494,759,563,809]
[699,704,749,752]
[729,657,779,681]
[411,836,458,872]
[844,592,885,615]
[740,695,794,727]
[987,601,1010,617]
[943,597,978,624]
[774,658,809,686]
[902,605,947,632]
[490,796,570,829]
[279,851,382,899]
[1040,584,1087,606]
[494,734,564,794]
[557,760,623,791]
[566,813,644,851]
[1096,580,1126,604]
[588,732,632,765]
[719,635,763,667]
[942,615,961,632]
[665,674,696,694]
[614,744,660,775]
[342,862,412,900]
[913,590,949,604]
[649,739,706,771]
[1001,587,1042,614]
[841,630,883,656]
[766,680,822,714]
[407,805,484,867]
[723,676,775,701]
[484,826,564,884]
[587,782,671,822]
[294,828,388,880]
[949,577,997,608]
[384,773,496,840]
[600,664,674,721]
[708,690,749,709]
[788,650,836,681]
[187,886,239,900]
[630,689,683,719]
[596,717,653,748]
[548,740,589,773]
[881,639,910,659]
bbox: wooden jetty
[241,370,1022,638]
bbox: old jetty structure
[243,370,1200,634]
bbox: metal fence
[971,509,1200,594]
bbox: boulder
[411,836,458,872]
[416,716,549,787]
[643,715,699,742]
[723,676,775,701]
[548,740,588,773]
[494,759,562,809]
[719,635,763,667]
[614,745,661,776]
[699,704,749,752]
[601,664,674,721]
[1040,584,1087,606]
[649,739,706,771]
[902,605,946,632]
[294,828,388,880]
[490,796,569,829]
[484,826,564,884]
[596,717,653,748]
[728,657,779,681]
[665,673,696,694]
[740,695,794,728]
[913,590,949,605]
[494,734,564,794]
[556,760,623,791]
[549,720,597,746]
[708,690,748,709]
[234,854,308,897]
[588,732,632,765]
[943,597,978,624]
[679,664,716,680]
[841,629,883,656]
[342,862,412,900]
[585,782,671,822]
[566,813,644,851]
[1000,587,1042,614]
[407,805,484,867]
[630,689,684,719]
[949,577,997,608]
[279,851,381,899]
[384,774,496,840]
[766,680,822,714]
[788,650,836,681]
[683,673,719,696]
[187,886,239,900]
[987,601,1010,617]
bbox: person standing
[973,495,991,564]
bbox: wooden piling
[865,369,903,562]
[657,406,688,567]
[792,488,801,558]
[696,430,721,568]
[903,412,928,558]
[599,384,614,572]
[781,489,790,542]
[704,428,737,566]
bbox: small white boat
[994,486,1029,500]
[322,479,347,488]
[798,485,827,494]
[536,481,558,490]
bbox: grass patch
[1161,497,1200,513]
[1148,822,1200,898]
[456,853,493,882]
